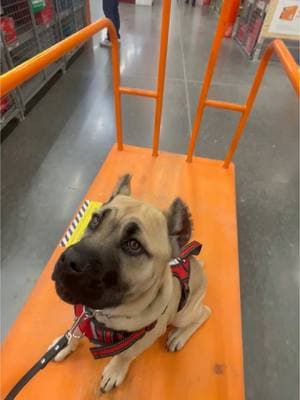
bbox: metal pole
[186,0,234,162]
[152,0,172,157]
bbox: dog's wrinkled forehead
[88,194,171,256]
[112,195,166,228]
[111,195,168,241]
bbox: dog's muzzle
[53,245,100,276]
[52,243,124,309]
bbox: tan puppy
[51,175,210,393]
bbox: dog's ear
[165,198,192,256]
[110,174,132,200]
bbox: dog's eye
[122,239,144,256]
[128,239,140,251]
[89,214,101,230]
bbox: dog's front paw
[166,328,187,352]
[100,357,130,393]
[167,306,211,352]
[48,336,78,362]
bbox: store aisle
[1,2,298,400]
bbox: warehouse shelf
[1,0,87,129]
[0,103,21,129]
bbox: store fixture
[252,0,299,61]
[0,46,23,127]
[0,0,87,130]
[234,0,299,60]
[234,0,269,57]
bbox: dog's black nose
[59,246,90,273]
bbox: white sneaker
[100,38,121,48]
[100,38,112,47]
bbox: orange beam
[223,39,300,168]
[152,0,172,157]
[273,39,300,95]
[205,99,246,112]
[0,18,124,151]
[186,0,234,162]
[0,19,118,96]
[224,0,240,38]
[119,87,157,98]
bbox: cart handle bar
[185,1,300,167]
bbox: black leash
[4,307,91,400]
[4,335,69,400]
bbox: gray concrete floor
[1,1,299,399]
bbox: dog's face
[52,175,192,310]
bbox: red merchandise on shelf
[245,16,264,54]
[236,21,248,44]
[0,16,17,45]
[0,95,10,114]
[235,0,269,56]
[35,0,54,25]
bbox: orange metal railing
[222,40,300,168]
[0,0,172,155]
[0,0,299,167]
[0,18,124,148]
[186,0,300,166]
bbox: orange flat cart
[1,1,299,399]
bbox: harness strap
[90,322,156,359]
[171,240,202,311]
[179,240,202,259]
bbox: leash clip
[66,306,95,341]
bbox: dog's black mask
[52,241,127,309]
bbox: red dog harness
[74,240,202,359]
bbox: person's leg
[114,0,120,39]
[103,0,119,41]
[103,0,113,20]
[103,0,113,41]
